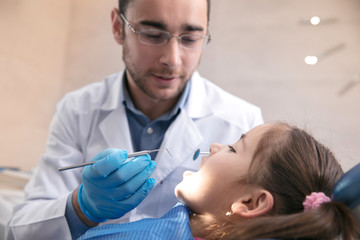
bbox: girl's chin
[174,185,183,201]
[175,171,198,203]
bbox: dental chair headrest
[332,163,360,222]
[332,163,360,208]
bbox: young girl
[80,122,360,240]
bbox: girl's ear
[111,8,124,45]
[231,190,274,218]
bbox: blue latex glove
[78,149,157,222]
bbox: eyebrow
[139,20,166,29]
[239,133,247,148]
[182,23,205,32]
[239,133,247,141]
[139,20,205,32]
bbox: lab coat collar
[185,71,213,119]
[99,70,134,151]
[100,70,213,119]
[100,70,126,112]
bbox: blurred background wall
[0,0,71,171]
[1,0,359,171]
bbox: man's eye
[181,36,197,43]
[143,32,163,39]
[228,145,236,153]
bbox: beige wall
[0,0,71,170]
[62,0,124,93]
[201,0,360,171]
[1,0,359,171]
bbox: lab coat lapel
[185,71,212,118]
[99,105,134,153]
[98,71,134,152]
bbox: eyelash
[228,145,236,153]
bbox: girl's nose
[200,143,222,167]
[209,142,223,156]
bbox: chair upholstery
[332,163,360,223]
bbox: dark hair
[118,0,211,23]
[202,122,360,240]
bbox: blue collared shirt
[78,203,194,240]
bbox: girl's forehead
[245,124,273,140]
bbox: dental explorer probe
[58,148,172,172]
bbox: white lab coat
[6,71,263,239]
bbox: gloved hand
[78,149,157,222]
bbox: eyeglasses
[120,14,211,50]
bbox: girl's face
[175,124,272,217]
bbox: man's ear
[231,190,274,218]
[111,8,124,45]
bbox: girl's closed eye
[228,145,236,153]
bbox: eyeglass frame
[119,13,211,50]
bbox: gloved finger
[83,149,128,179]
[105,155,155,187]
[86,155,154,187]
[112,161,157,200]
[113,178,156,214]
[101,155,153,186]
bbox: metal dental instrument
[193,149,210,161]
[59,148,172,172]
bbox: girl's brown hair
[203,122,359,240]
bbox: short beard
[122,43,189,102]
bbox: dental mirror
[193,149,210,161]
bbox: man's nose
[159,37,182,69]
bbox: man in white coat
[7,0,263,239]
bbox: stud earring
[225,211,233,217]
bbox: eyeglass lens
[138,29,208,50]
